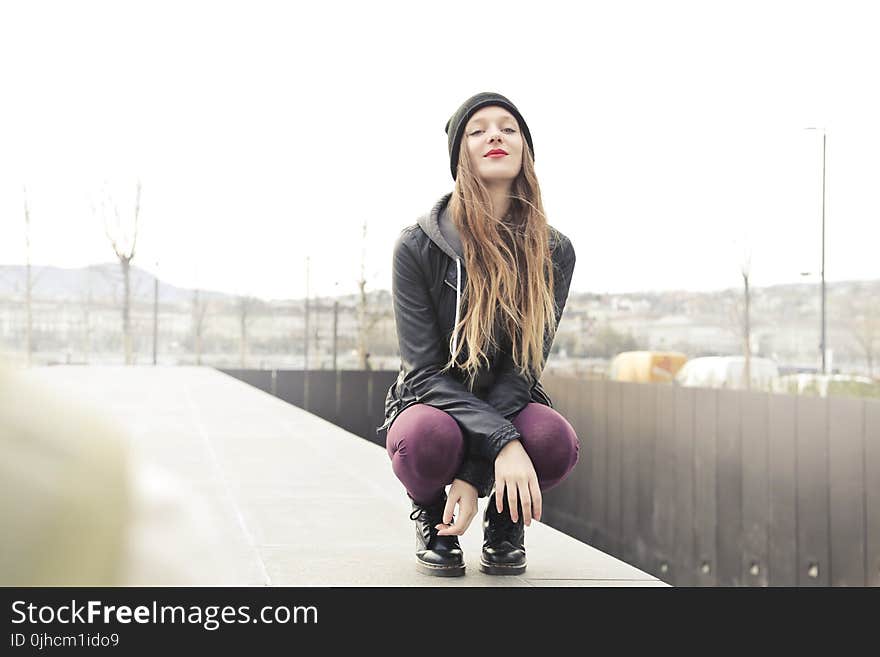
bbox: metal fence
[219,368,880,587]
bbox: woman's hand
[494,439,542,525]
[435,478,478,536]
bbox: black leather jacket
[375,192,577,497]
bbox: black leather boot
[480,489,526,575]
[408,493,465,577]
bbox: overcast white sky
[1,0,878,301]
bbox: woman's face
[464,105,524,185]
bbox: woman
[376,92,579,577]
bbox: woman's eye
[469,128,516,136]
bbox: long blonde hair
[439,138,560,390]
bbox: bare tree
[238,294,258,368]
[314,321,323,369]
[96,180,141,365]
[741,249,752,390]
[588,321,639,359]
[23,186,34,366]
[724,240,753,388]
[309,295,342,369]
[17,187,50,366]
[848,291,879,377]
[192,288,208,365]
[356,219,392,369]
[82,265,95,364]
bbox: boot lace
[409,501,453,543]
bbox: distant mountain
[0,263,392,308]
[0,263,237,306]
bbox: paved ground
[27,365,667,587]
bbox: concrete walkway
[28,366,666,587]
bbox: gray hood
[417,191,460,259]
[417,192,466,356]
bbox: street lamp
[805,126,827,374]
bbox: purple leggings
[386,402,579,505]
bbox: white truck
[674,356,779,391]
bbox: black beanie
[444,91,534,181]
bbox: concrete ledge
[25,366,667,587]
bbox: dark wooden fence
[219,368,880,586]
[218,368,397,449]
[540,376,880,587]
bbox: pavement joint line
[183,380,272,586]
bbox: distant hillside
[567,278,880,323]
[0,263,229,305]
[0,263,391,308]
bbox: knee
[544,419,580,475]
[539,435,580,491]
[422,409,465,453]
[519,408,580,486]
[395,406,465,477]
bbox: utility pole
[743,265,751,390]
[303,257,311,412]
[357,221,369,369]
[332,299,339,371]
[304,256,310,370]
[806,127,828,374]
[820,130,827,374]
[152,259,159,365]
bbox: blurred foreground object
[0,362,227,585]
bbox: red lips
[485,149,508,157]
